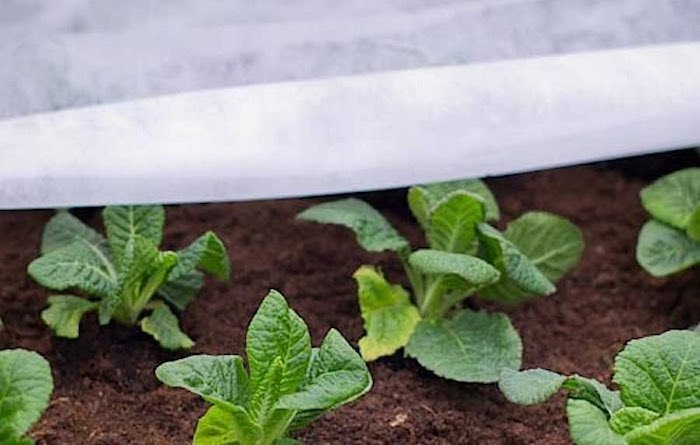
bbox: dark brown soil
[1,150,698,445]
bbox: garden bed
[1,150,698,444]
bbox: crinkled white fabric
[1,43,699,209]
[1,0,699,118]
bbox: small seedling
[299,179,583,382]
[156,290,372,445]
[28,206,230,350]
[499,330,700,445]
[0,349,54,444]
[636,168,700,276]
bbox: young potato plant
[499,330,700,445]
[156,290,372,445]
[28,206,230,350]
[0,349,54,444]
[298,179,583,383]
[637,168,700,276]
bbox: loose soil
[1,150,698,444]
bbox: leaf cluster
[636,168,700,276]
[28,206,230,350]
[156,290,372,445]
[500,330,700,445]
[298,179,583,382]
[0,349,54,444]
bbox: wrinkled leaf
[409,249,500,288]
[0,350,53,438]
[636,220,700,277]
[41,295,98,338]
[640,168,700,230]
[246,290,311,397]
[41,210,108,255]
[298,198,409,252]
[409,179,500,223]
[503,211,584,282]
[625,407,700,445]
[169,231,230,281]
[405,310,521,383]
[140,302,195,350]
[28,240,117,297]
[613,330,700,414]
[158,269,204,311]
[277,329,372,411]
[102,205,165,262]
[477,223,555,303]
[609,407,660,435]
[426,191,485,252]
[193,405,262,445]
[155,355,250,408]
[499,368,566,405]
[353,266,420,361]
[566,399,626,445]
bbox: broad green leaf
[640,168,700,230]
[408,249,500,287]
[193,405,262,445]
[353,266,420,361]
[503,211,584,283]
[248,357,285,424]
[405,310,522,383]
[298,198,409,252]
[636,220,700,277]
[41,210,108,255]
[158,269,204,311]
[155,355,251,408]
[246,290,311,397]
[613,330,700,415]
[499,368,566,405]
[277,329,372,411]
[0,349,53,438]
[41,295,98,338]
[477,223,555,303]
[566,399,626,445]
[609,407,660,435]
[499,369,622,416]
[169,231,230,281]
[140,302,195,350]
[102,205,165,262]
[409,179,500,222]
[686,205,700,241]
[28,240,117,297]
[426,191,485,252]
[625,407,700,445]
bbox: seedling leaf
[613,330,700,414]
[410,179,500,222]
[277,329,372,411]
[155,355,250,408]
[41,210,108,255]
[426,191,484,252]
[41,295,98,338]
[625,407,700,445]
[140,302,195,350]
[193,405,262,445]
[0,350,53,440]
[503,211,584,282]
[170,231,230,281]
[636,220,700,276]
[353,266,420,361]
[640,168,700,231]
[566,399,626,445]
[246,290,311,397]
[297,198,409,252]
[102,205,165,262]
[405,310,521,383]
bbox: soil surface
[1,150,698,445]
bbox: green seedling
[636,168,700,276]
[299,179,583,382]
[156,290,372,445]
[500,330,700,445]
[28,206,230,350]
[0,349,54,444]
